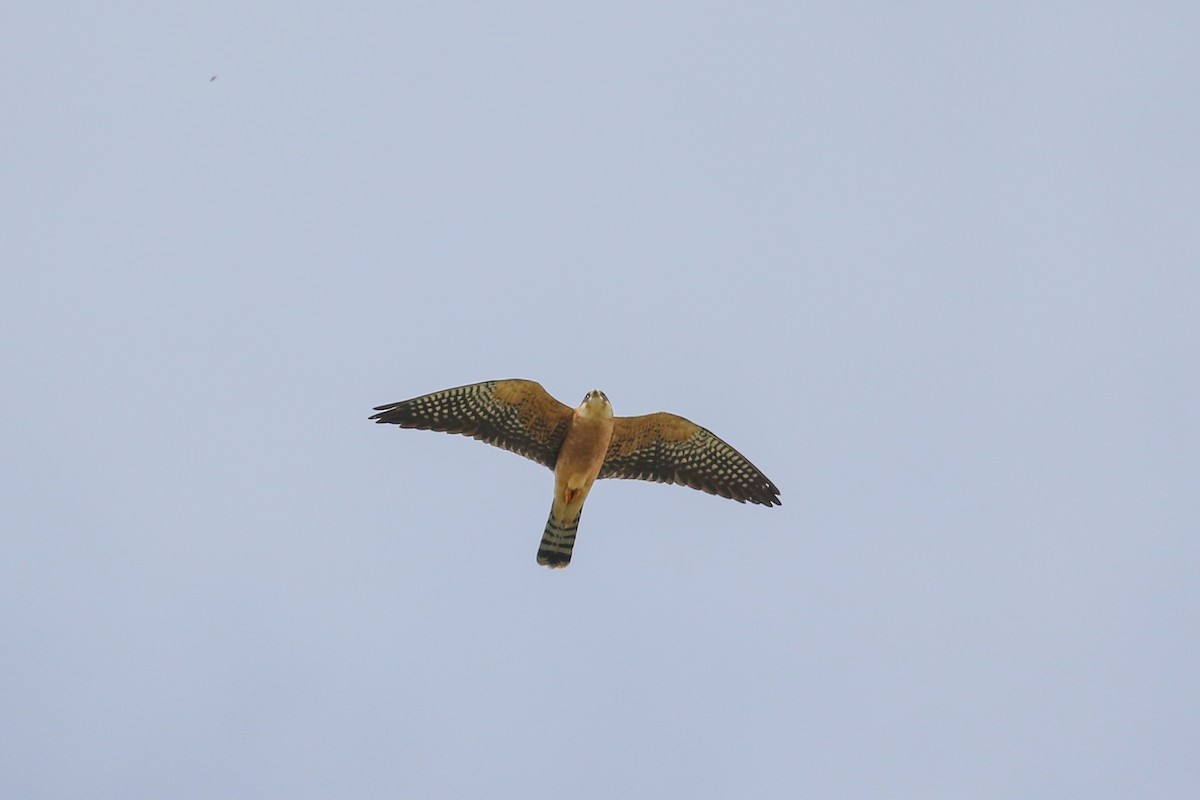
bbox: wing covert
[598,413,781,506]
[370,379,572,469]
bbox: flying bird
[370,379,780,568]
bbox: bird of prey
[370,379,780,568]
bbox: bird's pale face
[579,389,613,419]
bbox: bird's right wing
[370,379,573,469]
[599,412,781,506]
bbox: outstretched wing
[370,379,573,469]
[598,413,781,506]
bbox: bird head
[579,389,613,419]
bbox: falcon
[370,379,780,568]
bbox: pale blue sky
[2,3,1197,798]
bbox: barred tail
[537,506,582,568]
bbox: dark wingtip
[757,485,782,507]
[369,402,400,422]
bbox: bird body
[554,391,614,506]
[370,379,779,568]
[540,391,614,566]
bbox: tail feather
[538,507,581,568]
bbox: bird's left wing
[370,379,572,470]
[598,413,781,506]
